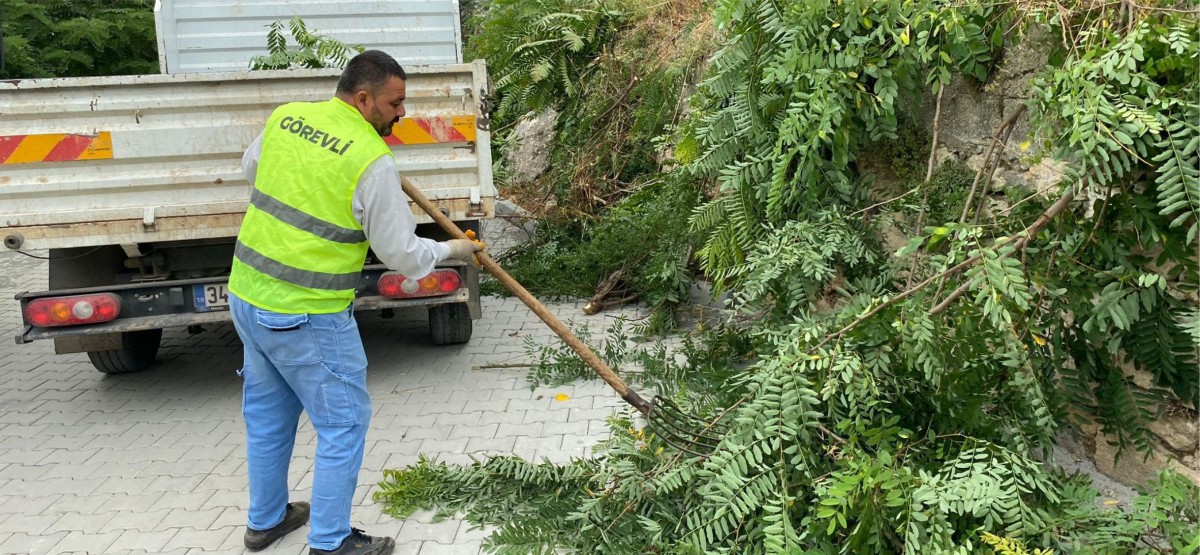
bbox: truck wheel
[429,303,472,345]
[87,329,163,374]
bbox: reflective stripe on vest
[234,241,361,291]
[249,189,367,244]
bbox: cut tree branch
[906,86,946,288]
[813,186,1077,350]
[929,187,1077,315]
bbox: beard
[371,108,396,137]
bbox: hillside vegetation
[378,0,1200,553]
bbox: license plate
[194,283,230,312]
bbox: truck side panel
[0,63,494,251]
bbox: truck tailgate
[0,62,494,251]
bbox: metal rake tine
[645,398,725,455]
[652,425,717,457]
[646,410,719,456]
[651,397,726,443]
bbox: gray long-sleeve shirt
[242,132,450,279]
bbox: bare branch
[960,105,1028,223]
[929,187,1077,315]
[813,186,1077,349]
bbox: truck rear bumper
[15,264,473,345]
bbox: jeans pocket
[255,311,321,363]
[317,363,362,427]
[256,311,309,331]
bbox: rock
[1054,432,1137,507]
[990,171,1014,192]
[1022,158,1067,197]
[965,152,988,173]
[1184,453,1200,472]
[504,108,559,186]
[1120,358,1157,390]
[880,221,911,253]
[933,145,958,166]
[1148,412,1200,453]
[1091,434,1200,487]
[917,27,1056,169]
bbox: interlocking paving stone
[0,217,653,553]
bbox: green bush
[0,0,158,78]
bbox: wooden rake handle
[400,176,652,414]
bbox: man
[228,50,482,555]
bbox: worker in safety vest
[227,50,481,555]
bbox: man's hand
[444,235,484,263]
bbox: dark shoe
[244,501,311,551]
[309,528,396,555]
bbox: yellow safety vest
[229,98,391,314]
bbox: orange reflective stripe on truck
[0,132,113,164]
[383,116,476,146]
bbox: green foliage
[488,176,703,331]
[377,321,1200,553]
[522,319,633,387]
[920,161,976,225]
[465,0,625,125]
[1049,470,1200,553]
[688,0,999,288]
[378,1,1200,553]
[731,210,878,317]
[249,17,363,70]
[0,0,158,78]
[473,0,712,325]
[1030,16,1200,245]
[981,532,1054,555]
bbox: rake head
[644,396,728,458]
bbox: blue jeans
[230,293,371,551]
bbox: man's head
[336,50,407,137]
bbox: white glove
[443,239,483,261]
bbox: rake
[401,177,725,457]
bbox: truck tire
[429,302,472,345]
[87,329,163,374]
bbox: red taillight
[25,293,121,327]
[377,270,462,299]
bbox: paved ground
[0,220,637,554]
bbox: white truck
[1,8,494,374]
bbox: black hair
[336,50,407,95]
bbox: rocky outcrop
[921,26,1063,197]
[503,108,559,187]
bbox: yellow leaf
[832,21,841,29]
[809,354,822,360]
[1032,334,1047,346]
[1103,499,1120,506]
[1020,140,1032,151]
[900,27,910,46]
[555,393,570,402]
[848,71,858,78]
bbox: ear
[353,90,371,108]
